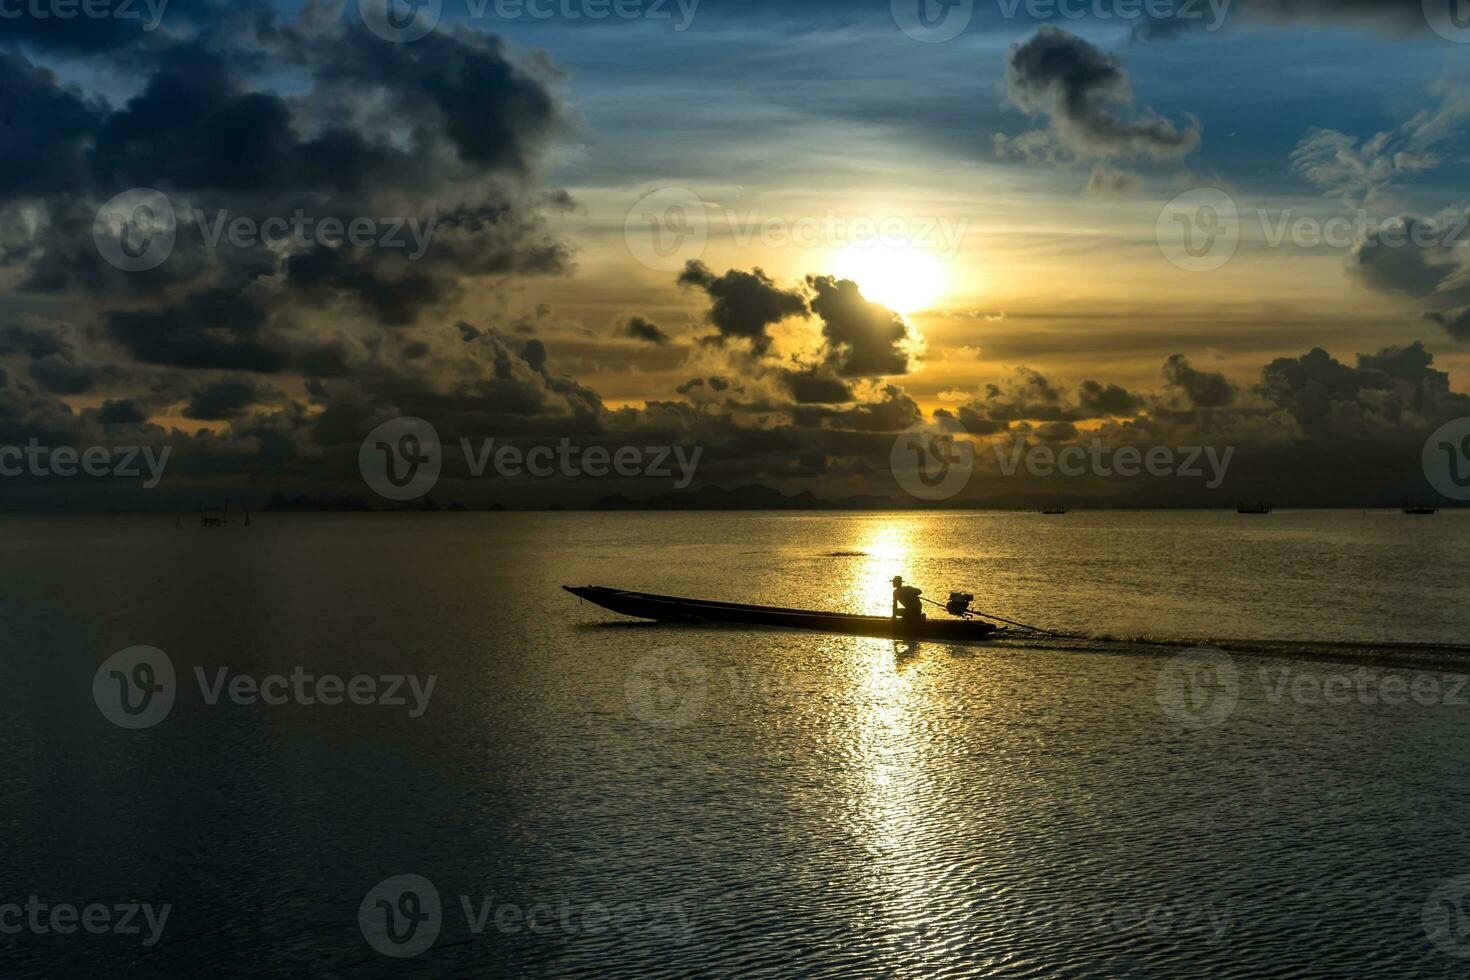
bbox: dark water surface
[3,511,1470,977]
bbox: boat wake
[990,630,1470,672]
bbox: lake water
[3,510,1470,977]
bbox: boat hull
[563,585,1002,641]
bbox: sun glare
[830,243,945,314]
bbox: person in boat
[891,576,925,622]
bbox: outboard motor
[945,591,975,618]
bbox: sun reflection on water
[839,520,916,616]
[825,518,961,947]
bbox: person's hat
[891,575,903,585]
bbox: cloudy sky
[3,0,1470,508]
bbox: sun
[830,243,946,315]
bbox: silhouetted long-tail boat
[564,585,1004,641]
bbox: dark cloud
[314,24,560,177]
[954,408,1011,436]
[27,356,110,395]
[0,0,234,55]
[0,52,105,202]
[1346,215,1470,303]
[678,260,807,354]
[828,386,921,432]
[1254,341,1467,438]
[104,284,285,373]
[1078,379,1146,416]
[284,245,454,327]
[782,368,854,404]
[1423,308,1470,343]
[1001,27,1201,161]
[4,7,574,383]
[97,399,146,425]
[0,321,66,360]
[805,276,912,378]
[962,367,1147,425]
[184,378,274,420]
[622,316,672,345]
[1162,354,1236,409]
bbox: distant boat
[1402,503,1438,515]
[1237,502,1272,514]
[196,495,251,527]
[1040,504,1067,515]
[564,585,1003,641]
